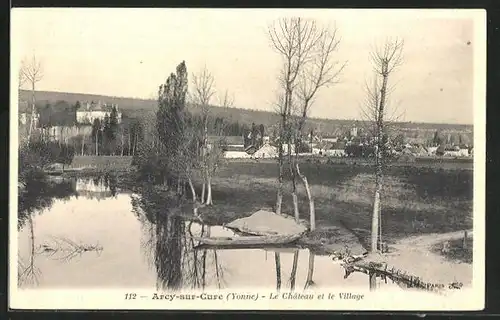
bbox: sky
[11,8,485,124]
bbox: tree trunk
[371,179,381,253]
[206,172,213,205]
[296,163,315,231]
[81,136,85,156]
[121,130,124,156]
[289,142,300,222]
[95,132,99,156]
[133,132,138,156]
[128,132,131,156]
[276,141,284,215]
[187,176,197,203]
[27,82,36,144]
[371,64,388,254]
[201,178,206,204]
[177,177,182,196]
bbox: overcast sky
[12,9,484,124]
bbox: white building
[224,151,251,159]
[427,146,438,155]
[253,144,278,159]
[325,149,346,157]
[76,101,122,124]
[444,149,469,157]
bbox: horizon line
[19,88,474,127]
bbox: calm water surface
[18,176,401,291]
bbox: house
[223,144,252,159]
[76,100,122,124]
[458,144,470,157]
[322,137,339,143]
[443,145,462,157]
[324,141,346,157]
[427,146,438,156]
[252,143,279,159]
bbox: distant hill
[18,89,473,137]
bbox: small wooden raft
[193,233,303,247]
[341,258,463,293]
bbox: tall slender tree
[191,66,216,205]
[361,38,404,253]
[157,61,189,189]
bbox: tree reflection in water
[275,253,281,291]
[18,215,41,286]
[17,174,77,286]
[131,188,226,291]
[304,249,316,290]
[288,250,299,291]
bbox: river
[17,175,403,292]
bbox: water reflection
[132,188,225,291]
[18,175,77,230]
[17,173,118,286]
[76,174,118,200]
[18,215,41,286]
[17,177,405,292]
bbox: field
[194,161,473,251]
[65,155,473,257]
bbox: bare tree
[191,66,216,205]
[292,23,345,231]
[268,17,345,229]
[268,17,316,215]
[20,55,44,143]
[360,38,404,253]
[218,89,235,110]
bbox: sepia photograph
[10,8,485,310]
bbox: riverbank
[68,155,133,172]
[57,156,473,285]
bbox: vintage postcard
[10,8,485,311]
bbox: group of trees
[243,123,266,149]
[266,17,406,255]
[267,17,346,231]
[37,100,80,127]
[133,61,231,208]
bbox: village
[18,97,473,162]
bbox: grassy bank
[69,156,133,172]
[194,161,473,251]
[64,156,473,254]
[431,237,473,264]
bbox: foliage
[133,61,191,187]
[19,140,75,174]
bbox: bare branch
[20,55,44,88]
[218,89,235,109]
[370,38,404,76]
[192,65,216,116]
